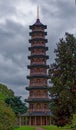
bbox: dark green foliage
[5,96,27,114]
[49,33,76,126]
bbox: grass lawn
[14,126,35,130]
[42,125,71,130]
[14,126,70,130]
[14,125,76,130]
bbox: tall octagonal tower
[25,7,51,125]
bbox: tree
[0,91,7,100]
[0,100,15,130]
[49,33,76,126]
[0,83,14,98]
[5,96,27,115]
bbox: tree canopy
[49,33,76,126]
[0,100,15,130]
[5,96,27,114]
[0,83,14,98]
[0,83,27,129]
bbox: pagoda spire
[37,5,39,19]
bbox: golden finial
[37,5,39,19]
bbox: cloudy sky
[0,0,76,100]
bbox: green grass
[42,125,70,130]
[14,126,70,130]
[14,126,35,130]
[14,125,76,130]
[72,114,76,126]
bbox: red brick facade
[25,18,51,125]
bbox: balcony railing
[31,52,46,55]
[28,96,49,99]
[30,72,47,75]
[31,44,45,47]
[31,62,46,65]
[31,53,46,56]
[32,36,45,39]
[28,109,50,112]
[30,84,47,86]
[29,38,48,43]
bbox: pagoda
[25,7,51,125]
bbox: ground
[14,125,76,130]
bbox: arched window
[44,103,47,109]
[36,103,41,109]
[37,90,41,96]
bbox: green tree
[5,96,27,115]
[0,83,14,98]
[49,33,76,126]
[0,91,7,100]
[0,100,15,130]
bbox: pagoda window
[44,103,47,109]
[42,58,45,61]
[32,50,35,53]
[30,103,33,109]
[30,90,34,96]
[42,50,45,53]
[37,79,40,83]
[37,90,41,96]
[36,103,41,109]
[37,58,40,62]
[30,79,35,84]
[43,90,47,95]
[42,34,44,37]
[42,41,44,44]
[34,58,36,62]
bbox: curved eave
[28,55,49,59]
[25,98,50,103]
[26,86,51,90]
[29,25,47,29]
[28,46,48,51]
[27,64,49,69]
[29,31,47,36]
[27,75,49,79]
[29,38,48,43]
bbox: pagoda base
[29,116,51,125]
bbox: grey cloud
[0,0,17,20]
[0,19,29,99]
